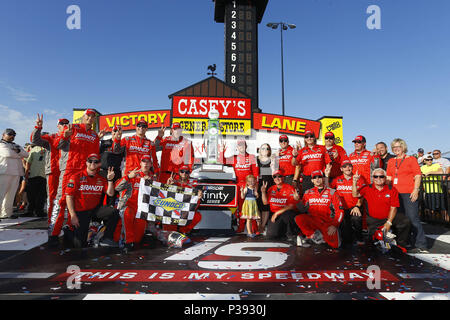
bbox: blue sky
[1,0,449,155]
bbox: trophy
[202,109,223,171]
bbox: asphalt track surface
[0,216,449,304]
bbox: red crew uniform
[155,135,194,183]
[50,123,100,238]
[65,170,108,212]
[267,183,298,212]
[325,144,349,180]
[348,150,382,184]
[330,175,366,210]
[113,135,159,175]
[31,128,63,224]
[295,187,344,248]
[277,145,296,177]
[114,172,149,244]
[296,145,331,176]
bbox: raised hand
[127,167,140,179]
[167,172,176,185]
[324,163,332,177]
[353,170,360,182]
[36,113,43,128]
[98,127,107,139]
[261,181,268,193]
[157,126,166,138]
[63,124,73,139]
[107,167,115,181]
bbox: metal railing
[418,174,449,225]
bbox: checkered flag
[136,179,199,226]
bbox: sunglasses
[373,175,385,179]
[279,139,288,143]
[273,175,283,179]
[137,124,148,128]
[354,141,363,144]
[179,170,190,174]
[325,137,334,140]
[87,160,101,164]
[6,133,16,136]
[312,176,323,179]
[305,135,315,139]
[58,122,69,126]
[433,153,440,155]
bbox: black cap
[418,148,424,153]
[4,128,16,136]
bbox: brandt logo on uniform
[79,185,103,192]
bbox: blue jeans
[399,193,427,249]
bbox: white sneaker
[297,235,311,247]
[311,230,326,244]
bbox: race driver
[114,155,155,252]
[295,170,345,248]
[48,109,106,247]
[154,122,195,184]
[112,119,160,177]
[31,114,68,225]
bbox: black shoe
[121,243,134,254]
[9,214,19,219]
[21,212,35,217]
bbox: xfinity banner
[198,183,237,207]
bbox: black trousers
[300,175,314,197]
[99,170,122,207]
[266,210,300,239]
[339,209,363,244]
[26,176,47,216]
[69,206,120,248]
[366,212,411,248]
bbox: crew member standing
[154,123,194,184]
[323,131,348,183]
[49,109,106,247]
[112,120,159,177]
[274,135,297,185]
[348,135,382,184]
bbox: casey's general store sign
[172,96,252,136]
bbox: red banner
[54,269,397,283]
[253,113,321,137]
[99,110,170,132]
[172,96,252,119]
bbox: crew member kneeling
[352,168,411,248]
[261,169,301,240]
[165,165,202,234]
[114,155,156,251]
[65,154,119,248]
[295,170,344,248]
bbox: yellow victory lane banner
[172,118,251,136]
[318,116,344,147]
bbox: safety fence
[418,174,449,226]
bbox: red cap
[172,122,181,129]
[325,132,335,138]
[137,119,148,127]
[84,109,96,116]
[179,165,190,171]
[311,170,324,178]
[112,125,121,131]
[279,134,289,141]
[341,159,352,167]
[141,155,152,162]
[87,153,100,160]
[272,169,285,177]
[304,130,315,136]
[352,135,366,143]
[58,118,69,125]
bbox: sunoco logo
[153,197,185,212]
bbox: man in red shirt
[275,135,297,185]
[324,131,349,183]
[348,135,382,184]
[114,155,156,251]
[261,169,300,241]
[112,119,159,177]
[221,139,259,233]
[352,168,410,248]
[295,170,344,249]
[327,159,366,246]
[165,165,203,234]
[49,109,106,247]
[155,123,195,184]
[31,115,68,224]
[65,153,118,248]
[292,130,331,195]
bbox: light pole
[266,22,296,116]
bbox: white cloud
[0,104,66,146]
[5,85,37,102]
[428,124,438,129]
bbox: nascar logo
[153,197,185,212]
